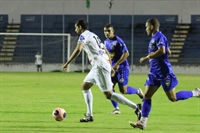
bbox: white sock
[140,117,148,125]
[137,89,139,94]
[192,90,198,97]
[110,92,137,110]
[82,89,93,116]
[115,107,120,109]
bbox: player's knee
[119,89,126,94]
[119,87,127,94]
[81,85,88,90]
[81,86,84,90]
[168,97,177,102]
[81,82,92,90]
[105,95,111,99]
[104,92,112,99]
[144,93,152,99]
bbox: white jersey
[78,30,109,67]
[35,54,42,65]
[79,30,113,92]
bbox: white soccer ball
[52,107,66,121]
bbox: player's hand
[113,64,119,71]
[139,57,147,64]
[62,63,68,71]
[111,68,115,77]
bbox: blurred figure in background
[35,52,42,72]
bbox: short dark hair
[76,18,88,30]
[104,23,114,29]
[146,18,160,29]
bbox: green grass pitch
[0,72,199,133]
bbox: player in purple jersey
[104,23,144,115]
[129,18,200,130]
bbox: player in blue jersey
[129,18,200,129]
[104,23,144,115]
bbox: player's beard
[105,34,109,38]
[106,34,113,39]
[146,31,151,36]
[75,30,79,35]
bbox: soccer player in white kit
[62,19,141,122]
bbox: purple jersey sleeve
[104,36,129,69]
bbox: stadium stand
[0,15,17,62]
[43,15,63,33]
[168,23,190,63]
[20,15,41,33]
[179,23,200,64]
[1,14,199,65]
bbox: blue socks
[111,89,118,108]
[176,91,193,101]
[142,99,152,117]
[141,91,193,118]
[111,100,118,108]
[126,86,139,94]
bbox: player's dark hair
[104,23,114,29]
[146,18,160,29]
[76,18,88,30]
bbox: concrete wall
[0,64,199,74]
[0,0,199,23]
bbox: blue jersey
[148,31,174,80]
[104,36,129,69]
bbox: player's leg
[38,65,41,72]
[96,66,141,120]
[40,65,42,72]
[129,85,159,130]
[130,74,160,129]
[37,65,39,72]
[106,91,142,120]
[163,74,200,101]
[80,69,95,122]
[80,82,94,122]
[109,87,121,114]
[109,76,120,114]
[117,68,144,99]
[119,85,144,99]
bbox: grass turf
[0,72,199,133]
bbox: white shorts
[83,64,113,92]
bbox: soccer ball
[52,107,66,121]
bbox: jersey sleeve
[98,42,106,49]
[117,38,128,53]
[156,35,165,48]
[77,35,86,44]
[104,40,107,45]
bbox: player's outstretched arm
[104,48,112,64]
[168,47,171,55]
[113,51,129,70]
[62,43,83,71]
[139,46,166,63]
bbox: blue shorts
[112,68,129,86]
[145,73,178,92]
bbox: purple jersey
[148,31,174,80]
[104,36,129,69]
